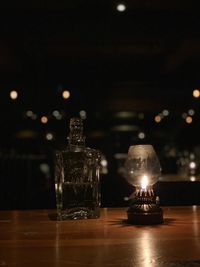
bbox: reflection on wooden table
[0,207,200,267]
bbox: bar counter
[0,207,200,267]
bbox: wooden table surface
[0,207,200,267]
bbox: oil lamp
[124,144,163,224]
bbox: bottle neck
[67,117,85,151]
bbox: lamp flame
[141,175,148,191]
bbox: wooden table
[0,207,200,267]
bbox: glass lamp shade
[124,144,163,224]
[124,144,161,190]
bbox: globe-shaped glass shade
[124,145,161,188]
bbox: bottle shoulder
[57,146,101,162]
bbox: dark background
[1,1,200,209]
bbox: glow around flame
[141,175,148,190]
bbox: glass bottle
[55,117,101,220]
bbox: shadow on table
[109,217,176,227]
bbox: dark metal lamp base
[127,208,163,225]
[127,192,164,225]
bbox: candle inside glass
[124,145,164,224]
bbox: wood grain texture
[0,207,200,267]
